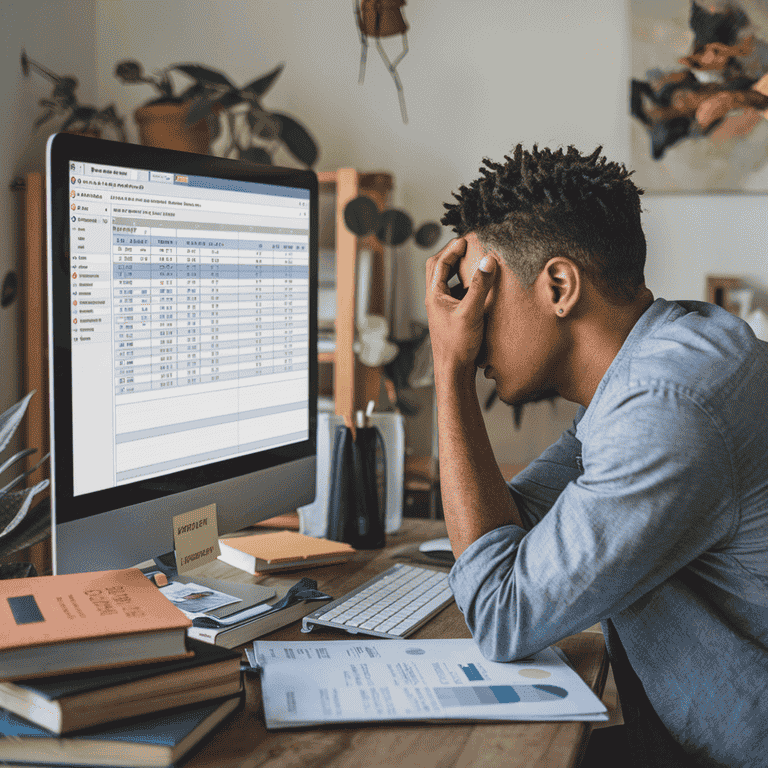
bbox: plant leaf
[241,147,274,165]
[177,81,206,101]
[114,60,144,84]
[35,109,54,128]
[157,72,174,100]
[62,106,98,132]
[247,109,278,139]
[272,111,319,167]
[33,109,55,128]
[241,63,284,99]
[206,113,221,142]
[72,106,97,120]
[172,64,235,89]
[215,89,244,110]
[185,93,222,125]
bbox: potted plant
[114,60,319,166]
[21,50,127,140]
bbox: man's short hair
[442,145,646,302]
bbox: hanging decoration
[354,0,410,123]
[343,195,440,250]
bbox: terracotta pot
[134,102,210,154]
[356,0,408,37]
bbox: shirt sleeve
[448,385,737,661]
[507,407,586,530]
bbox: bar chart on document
[68,162,311,496]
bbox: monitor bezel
[47,133,318,528]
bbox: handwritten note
[173,504,220,574]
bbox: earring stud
[558,308,564,314]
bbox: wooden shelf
[317,169,393,417]
[10,173,52,574]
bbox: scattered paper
[254,638,607,728]
[160,580,241,619]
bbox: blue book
[0,693,243,767]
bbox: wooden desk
[179,519,609,768]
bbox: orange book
[0,569,192,681]
[218,531,356,575]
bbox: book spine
[188,599,330,649]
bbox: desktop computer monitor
[46,134,318,574]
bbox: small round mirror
[376,209,412,246]
[343,195,380,236]
[414,222,441,249]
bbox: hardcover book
[0,693,243,767]
[0,639,242,734]
[217,530,355,575]
[0,569,192,681]
[187,578,332,649]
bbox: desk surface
[181,519,609,768]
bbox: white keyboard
[301,563,454,639]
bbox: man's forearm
[435,367,524,557]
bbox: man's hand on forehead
[456,234,495,288]
[424,235,496,375]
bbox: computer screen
[46,134,318,574]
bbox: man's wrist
[434,363,477,391]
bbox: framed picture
[630,0,768,191]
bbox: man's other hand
[425,236,496,378]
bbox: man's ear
[539,257,580,318]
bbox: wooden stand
[12,172,51,574]
[316,170,392,418]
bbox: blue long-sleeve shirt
[448,298,768,767]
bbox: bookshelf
[316,169,392,418]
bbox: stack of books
[0,568,244,767]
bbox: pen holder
[326,423,386,549]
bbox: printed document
[253,638,607,728]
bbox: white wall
[643,193,768,304]
[1,0,97,427]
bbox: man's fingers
[461,255,496,316]
[428,238,466,293]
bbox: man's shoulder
[616,298,766,404]
[578,298,767,446]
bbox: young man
[425,145,768,767]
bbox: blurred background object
[0,392,51,575]
[115,58,319,165]
[355,0,410,123]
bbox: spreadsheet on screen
[68,161,311,496]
